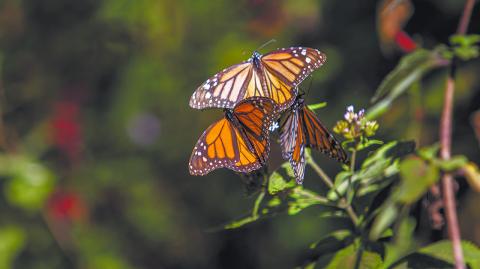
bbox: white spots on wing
[301,49,307,56]
[205,92,211,99]
[203,83,211,90]
[202,157,207,162]
[269,121,279,132]
[306,57,311,63]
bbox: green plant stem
[350,149,356,172]
[348,149,357,200]
[252,174,268,218]
[295,189,330,204]
[308,158,334,189]
[353,244,364,269]
[307,156,359,226]
[252,191,264,219]
[439,1,475,268]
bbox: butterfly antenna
[256,39,277,52]
[305,76,315,98]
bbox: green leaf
[356,139,384,151]
[450,34,480,46]
[3,158,56,211]
[334,171,352,186]
[288,188,329,215]
[453,46,479,61]
[325,244,383,269]
[370,201,398,240]
[268,171,294,195]
[0,226,26,269]
[383,218,417,268]
[357,141,414,185]
[368,48,447,119]
[224,215,259,229]
[417,144,440,161]
[397,157,439,204]
[362,141,415,168]
[307,102,327,111]
[370,49,445,102]
[281,161,296,179]
[418,240,480,269]
[328,141,415,200]
[303,230,354,267]
[450,34,480,61]
[310,230,352,249]
[434,155,468,171]
[464,162,480,192]
[303,261,316,269]
[267,196,282,207]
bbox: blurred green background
[0,0,479,268]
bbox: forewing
[260,47,326,110]
[301,107,348,163]
[190,62,253,109]
[233,97,278,165]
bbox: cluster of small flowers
[333,106,379,140]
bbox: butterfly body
[189,97,278,176]
[279,95,348,183]
[248,51,260,67]
[190,47,326,112]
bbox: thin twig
[295,188,330,204]
[457,0,476,35]
[440,0,475,268]
[307,156,359,226]
[440,76,465,269]
[308,157,335,189]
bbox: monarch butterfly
[279,95,348,183]
[189,97,278,176]
[189,47,326,112]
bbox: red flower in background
[377,0,417,54]
[50,101,82,162]
[47,190,86,222]
[395,30,417,53]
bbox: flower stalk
[306,153,359,226]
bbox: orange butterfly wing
[190,47,326,112]
[301,107,348,163]
[260,47,326,111]
[189,97,277,175]
[189,61,262,110]
[280,106,307,183]
[233,97,278,166]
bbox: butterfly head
[250,51,263,69]
[224,108,235,121]
[292,94,306,110]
